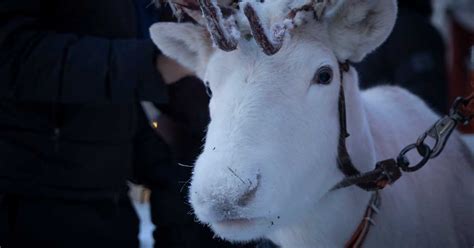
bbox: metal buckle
[417,116,457,159]
[375,159,402,185]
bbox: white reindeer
[150,0,474,247]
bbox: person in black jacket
[355,0,448,114]
[0,0,223,247]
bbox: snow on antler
[199,0,240,51]
[242,0,336,55]
[243,2,288,55]
[160,0,236,26]
[162,0,337,54]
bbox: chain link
[332,96,474,192]
[396,96,474,173]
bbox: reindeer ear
[325,0,397,62]
[150,22,213,79]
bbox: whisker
[227,167,246,185]
[179,178,193,193]
[178,163,194,168]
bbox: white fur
[150,22,212,79]
[326,0,397,62]
[150,0,474,246]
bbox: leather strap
[337,62,379,191]
[345,191,381,248]
[337,63,382,247]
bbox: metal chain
[332,96,474,192]
[396,96,474,173]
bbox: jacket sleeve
[0,0,167,104]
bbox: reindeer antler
[163,0,333,55]
[243,3,287,56]
[199,0,240,51]
[243,0,332,56]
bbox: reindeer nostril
[237,175,261,207]
[237,186,258,207]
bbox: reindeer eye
[313,66,333,85]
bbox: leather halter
[345,191,380,248]
[337,62,380,191]
[337,62,381,248]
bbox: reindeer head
[151,0,396,242]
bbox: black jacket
[0,0,170,200]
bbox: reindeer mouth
[215,217,262,228]
[210,216,274,241]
